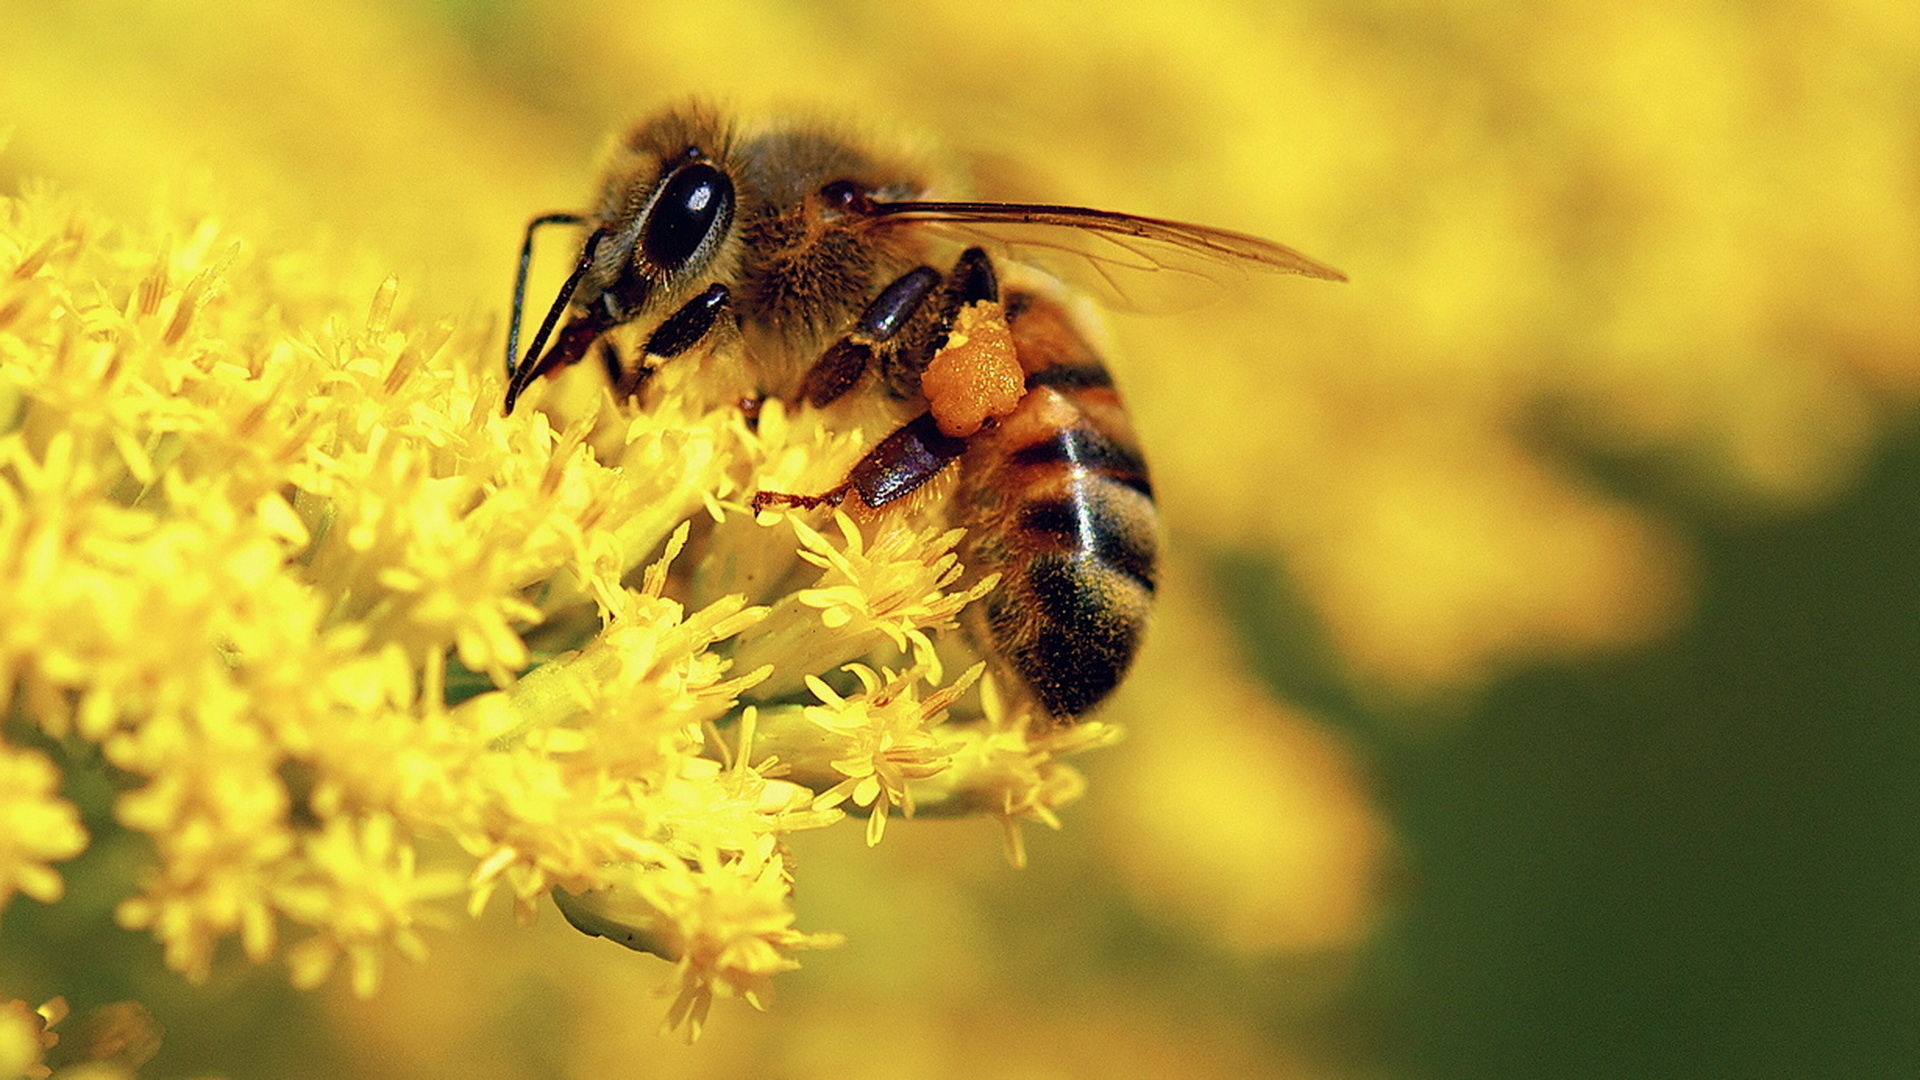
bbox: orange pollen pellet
[920,300,1023,438]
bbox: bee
[504,104,1344,724]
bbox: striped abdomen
[961,292,1158,724]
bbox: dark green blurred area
[1231,423,1920,1078]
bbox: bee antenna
[505,222,610,414]
[506,213,592,377]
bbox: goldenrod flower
[0,179,1111,1038]
[0,997,63,1080]
[0,747,85,913]
[0,997,158,1079]
[801,662,977,847]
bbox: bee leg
[847,411,970,506]
[750,481,852,514]
[609,282,731,399]
[752,412,967,514]
[947,246,999,306]
[598,339,634,392]
[798,265,943,406]
[875,247,999,396]
[759,252,999,513]
[646,283,732,359]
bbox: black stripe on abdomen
[1025,363,1113,392]
[1014,484,1157,593]
[1005,424,1152,498]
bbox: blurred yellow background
[4,1,1917,1076]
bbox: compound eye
[640,160,734,273]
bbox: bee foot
[750,484,851,515]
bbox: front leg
[606,283,732,400]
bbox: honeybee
[504,104,1344,723]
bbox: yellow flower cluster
[0,183,1111,1038]
[0,996,158,1079]
[0,746,85,913]
[0,996,62,1080]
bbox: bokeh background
[4,1,1918,1076]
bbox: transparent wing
[868,200,1346,313]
